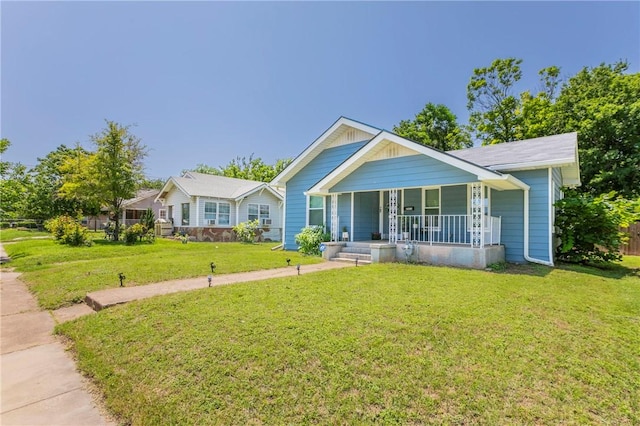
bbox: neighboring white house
[155,172,284,242]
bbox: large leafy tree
[466,58,524,145]
[551,62,640,198]
[188,154,292,183]
[393,103,471,151]
[0,139,30,219]
[60,121,147,241]
[23,144,95,220]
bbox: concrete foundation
[398,243,504,269]
[370,243,397,263]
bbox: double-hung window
[204,201,231,226]
[181,203,190,225]
[248,204,270,225]
[308,196,324,227]
[424,188,440,228]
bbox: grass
[0,228,50,242]
[57,262,640,425]
[2,237,321,309]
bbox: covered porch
[324,183,502,247]
[318,182,507,269]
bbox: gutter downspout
[523,188,554,266]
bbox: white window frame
[158,209,167,220]
[423,187,441,230]
[181,203,190,226]
[307,195,325,227]
[248,203,271,224]
[204,201,231,226]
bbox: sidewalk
[1,245,114,425]
[85,260,352,312]
[1,241,355,425]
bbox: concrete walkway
[1,241,355,425]
[1,254,115,424]
[85,260,352,312]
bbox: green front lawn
[0,228,51,242]
[58,262,640,425]
[2,237,321,309]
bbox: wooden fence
[621,222,640,256]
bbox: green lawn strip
[57,263,640,425]
[0,228,50,242]
[3,238,321,309]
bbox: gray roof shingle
[448,132,578,170]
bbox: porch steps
[330,243,372,264]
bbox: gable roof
[448,132,580,186]
[307,131,530,195]
[156,172,283,203]
[122,189,161,208]
[271,116,380,187]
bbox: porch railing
[395,215,501,247]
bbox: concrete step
[336,252,372,261]
[331,257,372,265]
[341,246,372,255]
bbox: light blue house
[271,117,580,268]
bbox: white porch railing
[395,215,501,247]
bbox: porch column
[388,189,398,243]
[471,182,483,248]
[330,193,339,242]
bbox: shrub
[45,215,92,247]
[295,226,330,256]
[233,219,260,243]
[140,208,155,232]
[124,223,146,245]
[555,192,640,264]
[45,215,77,240]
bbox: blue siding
[330,155,476,192]
[284,141,367,249]
[441,185,467,215]
[507,169,551,262]
[353,192,379,240]
[403,188,421,215]
[492,189,525,262]
[337,193,351,234]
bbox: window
[204,201,231,226]
[308,196,324,226]
[218,203,230,225]
[159,209,167,220]
[181,203,190,225]
[248,203,270,224]
[125,210,145,220]
[204,202,217,221]
[424,188,440,228]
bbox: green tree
[187,154,292,183]
[519,66,562,140]
[555,191,640,263]
[23,144,93,220]
[0,139,30,219]
[393,103,472,151]
[552,62,640,198]
[138,177,165,190]
[60,121,148,241]
[467,58,524,145]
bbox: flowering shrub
[45,215,92,247]
[233,219,260,243]
[295,226,330,256]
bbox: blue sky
[2,1,638,180]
